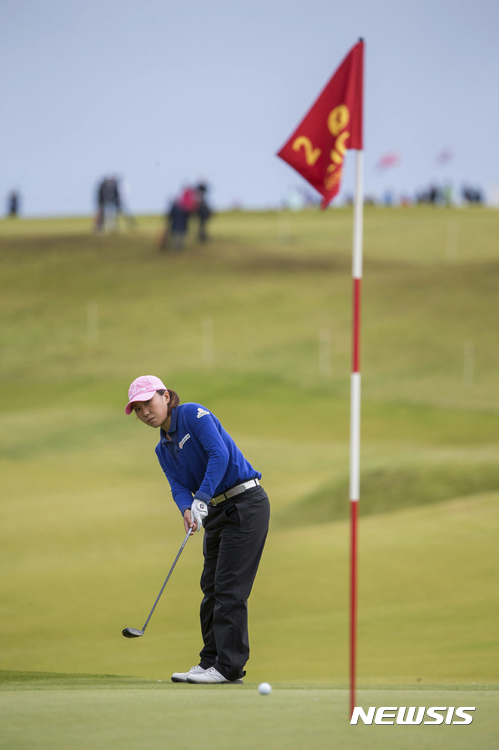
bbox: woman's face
[132,391,170,429]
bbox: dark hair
[157,389,180,417]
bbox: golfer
[125,375,270,684]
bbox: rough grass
[278,462,499,527]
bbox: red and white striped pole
[349,149,363,718]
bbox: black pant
[198,485,270,681]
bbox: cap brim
[125,389,157,414]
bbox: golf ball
[258,682,272,695]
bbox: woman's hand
[183,509,197,534]
[191,499,209,530]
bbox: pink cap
[125,375,167,414]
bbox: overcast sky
[1,0,498,215]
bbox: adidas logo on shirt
[197,408,209,418]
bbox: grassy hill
[0,206,498,688]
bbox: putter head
[122,627,144,638]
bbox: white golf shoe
[171,665,206,683]
[186,666,243,684]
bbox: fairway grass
[0,673,497,750]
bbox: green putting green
[0,673,497,750]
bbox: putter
[122,528,192,638]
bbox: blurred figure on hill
[159,189,192,252]
[168,198,189,251]
[462,185,483,204]
[159,184,211,251]
[180,185,198,213]
[195,180,212,242]
[428,185,440,204]
[94,176,122,233]
[95,177,106,233]
[416,185,443,205]
[6,190,20,217]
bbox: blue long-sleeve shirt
[155,403,261,515]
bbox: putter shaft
[122,528,192,638]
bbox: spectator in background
[158,182,213,251]
[415,185,443,205]
[6,191,20,218]
[162,195,190,251]
[95,179,106,232]
[195,180,212,242]
[428,185,440,204]
[462,185,483,205]
[180,185,198,214]
[94,176,122,233]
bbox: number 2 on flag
[292,136,321,166]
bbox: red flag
[277,40,364,208]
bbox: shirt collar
[160,407,177,444]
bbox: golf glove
[191,499,208,530]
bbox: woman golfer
[125,375,270,684]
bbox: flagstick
[350,149,363,718]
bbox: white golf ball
[258,682,272,695]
